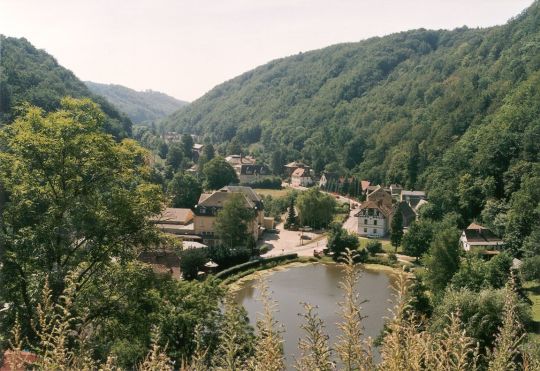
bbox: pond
[233,263,394,368]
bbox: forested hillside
[164,2,540,253]
[85,81,188,124]
[0,36,132,138]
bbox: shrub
[387,253,398,264]
[355,248,369,263]
[208,245,252,269]
[241,176,282,189]
[366,240,383,256]
[180,248,208,280]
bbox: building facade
[291,167,313,187]
[194,186,264,245]
[355,200,393,237]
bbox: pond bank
[224,256,407,292]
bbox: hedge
[214,253,298,279]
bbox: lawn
[524,281,540,336]
[358,237,401,253]
[254,188,291,198]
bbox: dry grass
[254,188,289,198]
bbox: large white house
[355,200,393,237]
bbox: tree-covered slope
[85,81,188,124]
[0,36,133,138]
[164,2,540,252]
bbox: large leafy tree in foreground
[0,98,163,339]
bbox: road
[262,185,415,264]
[261,185,358,258]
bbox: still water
[233,263,394,367]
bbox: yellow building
[194,186,265,246]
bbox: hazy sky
[0,0,533,101]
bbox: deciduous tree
[202,156,239,190]
[0,99,163,339]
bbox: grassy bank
[223,256,318,289]
[524,281,540,340]
[223,253,408,291]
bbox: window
[364,228,367,233]
[374,220,377,226]
[373,229,377,234]
[364,219,368,225]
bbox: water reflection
[234,263,394,368]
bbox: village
[142,134,508,279]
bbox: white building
[355,200,393,238]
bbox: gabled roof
[354,200,393,218]
[467,222,487,230]
[151,208,193,225]
[225,155,256,165]
[361,180,371,192]
[198,191,255,209]
[292,167,310,177]
[463,223,503,245]
[401,190,426,197]
[238,164,269,175]
[222,186,262,203]
[394,201,416,225]
[414,199,429,212]
[285,161,308,168]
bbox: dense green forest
[85,81,188,124]
[0,36,133,138]
[0,2,539,368]
[164,1,540,255]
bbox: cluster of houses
[354,184,426,238]
[143,185,275,278]
[284,161,314,187]
[151,185,275,248]
[352,182,505,255]
[225,155,271,184]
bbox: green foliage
[366,240,383,256]
[401,220,434,260]
[167,172,202,208]
[423,225,461,294]
[166,143,184,171]
[285,197,297,229]
[327,226,359,259]
[163,3,540,252]
[451,253,513,291]
[208,245,252,269]
[240,176,282,189]
[261,190,298,221]
[213,299,255,369]
[202,156,239,190]
[429,288,530,352]
[521,256,540,282]
[179,248,208,280]
[390,211,404,251]
[85,81,187,124]
[296,188,337,229]
[214,193,256,248]
[0,99,163,341]
[181,133,194,159]
[0,36,132,138]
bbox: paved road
[262,185,416,263]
